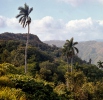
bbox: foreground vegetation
[1,33,103,100]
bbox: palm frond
[18,5,28,16]
[74,47,79,54]
[19,11,25,14]
[70,37,73,43]
[25,3,29,15]
[24,3,29,11]
[19,16,24,23]
[16,13,24,18]
[18,7,25,12]
[66,40,70,42]
[21,17,26,27]
[73,42,78,46]
[29,7,33,14]
[65,40,70,45]
[69,38,73,48]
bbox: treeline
[0,33,103,100]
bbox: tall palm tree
[16,3,33,73]
[63,37,79,89]
[63,37,79,73]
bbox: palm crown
[63,37,79,58]
[16,3,33,28]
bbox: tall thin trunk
[67,57,69,72]
[66,57,69,89]
[25,42,27,74]
[71,57,73,73]
[25,23,30,74]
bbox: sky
[0,0,103,41]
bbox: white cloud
[57,0,103,6]
[99,0,103,4]
[0,16,22,28]
[0,16,26,33]
[0,16,6,27]
[65,18,103,41]
[31,16,64,33]
[30,16,103,41]
[6,18,20,28]
[0,16,103,41]
[58,0,85,6]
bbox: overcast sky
[0,0,103,41]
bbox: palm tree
[63,37,78,89]
[16,3,33,73]
[63,37,79,73]
[97,60,103,68]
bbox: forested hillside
[1,33,103,100]
[0,32,86,65]
[0,32,59,65]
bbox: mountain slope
[44,40,103,64]
[77,41,103,65]
[44,40,65,47]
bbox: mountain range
[44,40,103,65]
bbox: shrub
[0,76,13,87]
[0,87,26,100]
[9,74,61,100]
[0,63,18,75]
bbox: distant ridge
[44,40,65,47]
[44,40,103,65]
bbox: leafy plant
[0,63,18,75]
[0,76,13,87]
[0,87,26,100]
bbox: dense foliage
[1,33,103,100]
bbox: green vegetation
[1,33,103,99]
[0,3,103,99]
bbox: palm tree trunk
[25,23,29,74]
[67,57,69,72]
[71,57,73,73]
[66,57,69,89]
[25,41,27,73]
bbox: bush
[9,74,61,100]
[0,76,13,87]
[0,63,18,75]
[0,87,26,100]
